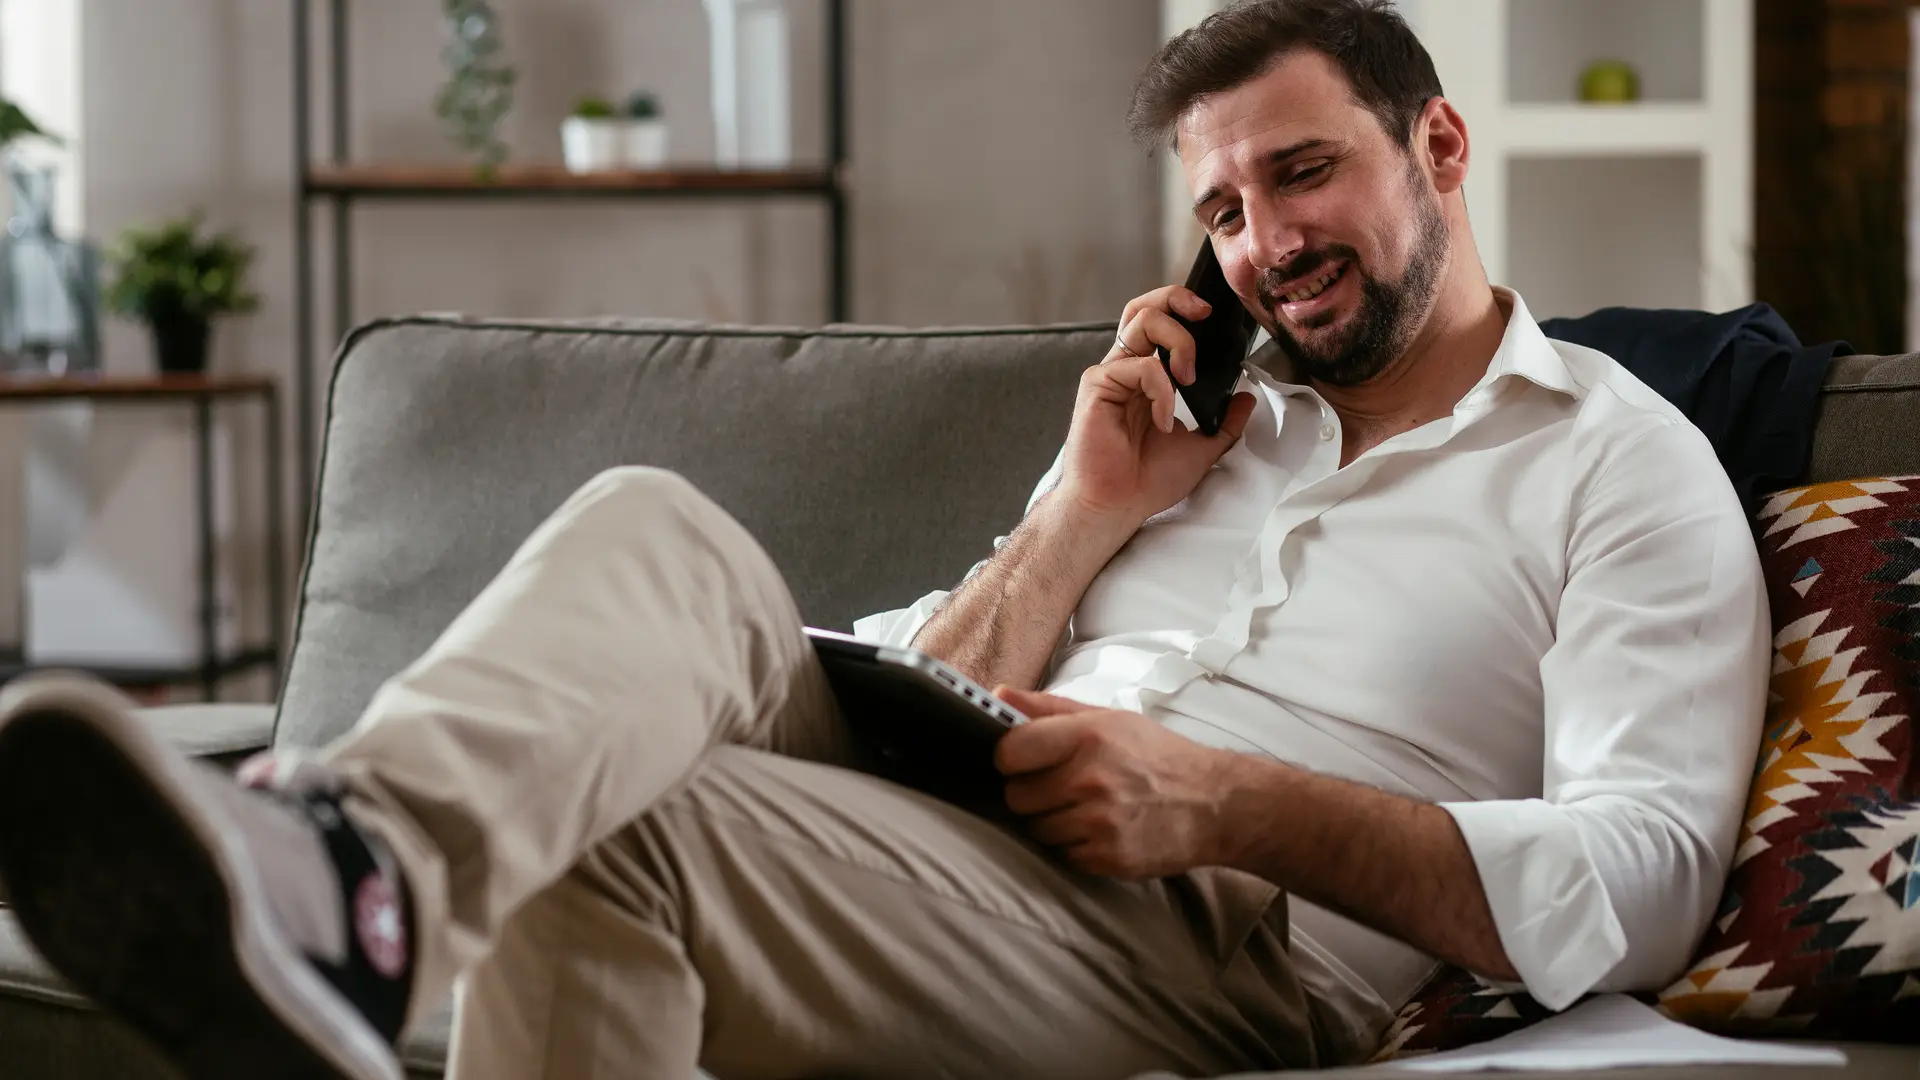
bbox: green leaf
[103,213,260,322]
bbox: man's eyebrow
[1190,138,1337,218]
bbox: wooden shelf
[0,373,275,402]
[304,163,837,198]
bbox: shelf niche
[1506,0,1706,105]
[1506,154,1703,319]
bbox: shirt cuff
[851,589,951,649]
[1439,798,1629,1011]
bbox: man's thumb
[1214,391,1257,443]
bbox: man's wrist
[1205,753,1295,870]
[1032,489,1145,564]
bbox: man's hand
[994,687,1520,981]
[993,687,1236,880]
[1060,286,1258,530]
[909,285,1256,693]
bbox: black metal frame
[0,383,287,701]
[290,0,853,531]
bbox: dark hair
[1129,0,1443,152]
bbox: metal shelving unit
[0,374,287,702]
[291,0,852,521]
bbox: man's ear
[1416,96,1470,195]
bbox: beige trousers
[321,467,1319,1079]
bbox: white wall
[1,0,1164,692]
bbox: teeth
[1284,264,1343,304]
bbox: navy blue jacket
[1538,304,1848,507]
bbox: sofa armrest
[135,703,274,765]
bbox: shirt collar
[1479,288,1585,401]
[1243,286,1586,405]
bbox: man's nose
[1243,201,1306,272]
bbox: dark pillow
[1373,476,1920,1060]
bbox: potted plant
[624,92,668,169]
[435,0,517,179]
[561,97,624,173]
[102,214,259,374]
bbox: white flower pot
[624,119,669,169]
[561,117,626,173]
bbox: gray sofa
[2,315,1918,1078]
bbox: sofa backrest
[1807,352,1920,483]
[275,318,1920,750]
[275,318,1104,748]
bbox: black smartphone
[1158,238,1254,436]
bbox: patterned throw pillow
[1372,476,1920,1061]
[1659,477,1920,1037]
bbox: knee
[558,466,762,568]
[577,465,701,509]
[566,467,723,532]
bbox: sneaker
[0,673,411,1080]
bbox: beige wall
[2,0,1164,687]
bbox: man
[0,1,1768,1077]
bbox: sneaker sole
[0,675,402,1080]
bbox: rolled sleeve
[1441,420,1769,1010]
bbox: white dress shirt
[854,290,1769,1051]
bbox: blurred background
[0,0,1909,702]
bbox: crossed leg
[314,467,1314,1078]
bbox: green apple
[1579,59,1640,104]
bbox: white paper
[1385,995,1847,1072]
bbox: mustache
[1255,245,1361,306]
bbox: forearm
[913,493,1135,692]
[1211,755,1519,981]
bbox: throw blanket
[1539,304,1848,507]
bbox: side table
[0,374,287,700]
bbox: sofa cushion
[1808,353,1920,484]
[135,703,274,760]
[277,317,1104,749]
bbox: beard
[1255,170,1450,388]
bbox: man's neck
[1314,280,1509,466]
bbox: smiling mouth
[1280,261,1347,304]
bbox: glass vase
[0,163,99,377]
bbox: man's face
[1180,50,1451,387]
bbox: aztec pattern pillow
[1372,476,1920,1060]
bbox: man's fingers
[1111,311,1146,360]
[1026,805,1101,848]
[1128,308,1198,387]
[1119,285,1211,331]
[994,686,1094,718]
[1172,286,1214,321]
[994,715,1091,776]
[1089,354,1179,433]
[1002,769,1077,817]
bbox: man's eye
[1211,208,1242,231]
[1288,162,1331,187]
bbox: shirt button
[1319,423,1336,442]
